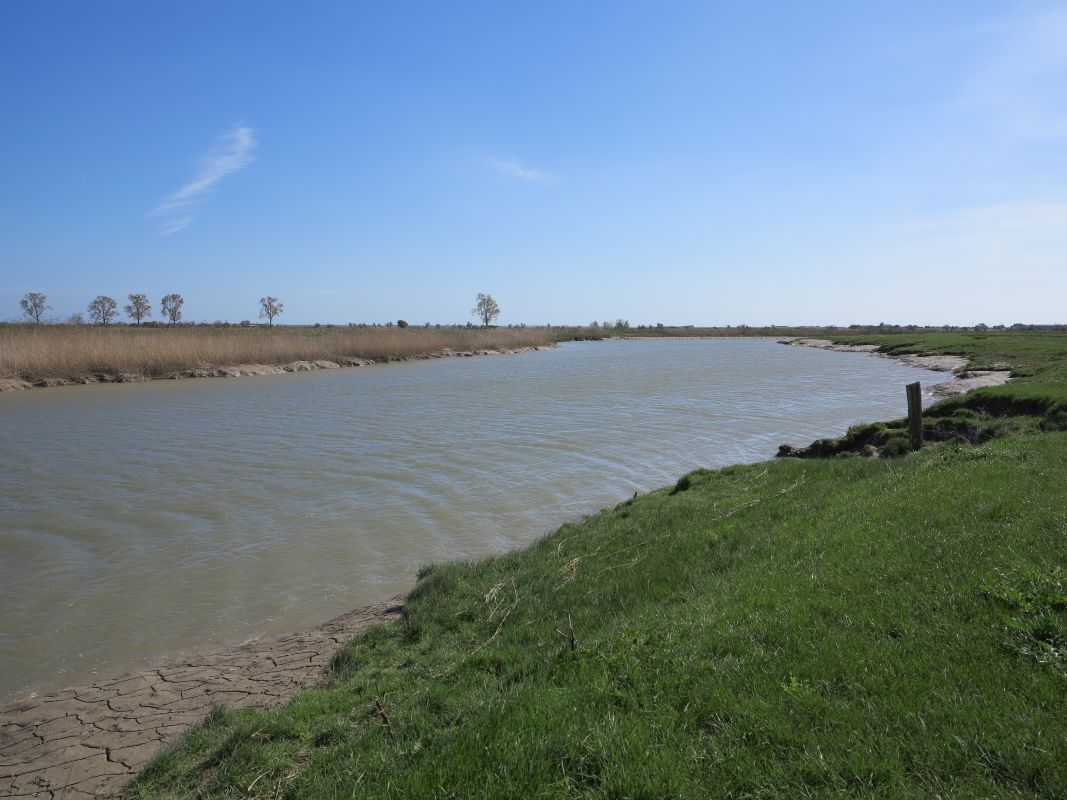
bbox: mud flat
[0,600,402,799]
[779,338,1012,397]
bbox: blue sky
[2,1,1065,326]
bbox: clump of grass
[984,566,1067,675]
[0,325,555,383]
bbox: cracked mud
[0,599,402,798]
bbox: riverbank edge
[124,328,1067,798]
[0,338,1025,798]
[0,600,405,799]
[777,336,1013,397]
[0,345,556,393]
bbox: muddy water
[0,339,942,701]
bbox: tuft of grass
[983,566,1067,676]
[0,325,554,383]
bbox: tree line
[19,292,187,325]
[16,293,292,327]
[16,292,503,327]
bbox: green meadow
[130,333,1067,799]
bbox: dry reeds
[0,325,556,382]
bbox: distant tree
[66,312,85,325]
[19,292,49,323]
[161,293,184,325]
[259,296,283,326]
[472,293,501,327]
[124,293,152,325]
[87,295,119,325]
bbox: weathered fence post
[906,382,923,451]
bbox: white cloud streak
[150,124,257,235]
[484,155,556,183]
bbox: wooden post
[906,382,923,451]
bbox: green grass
[781,333,1067,458]
[129,333,1067,799]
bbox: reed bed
[0,325,556,382]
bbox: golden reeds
[0,325,556,382]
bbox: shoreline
[777,337,1013,397]
[0,599,404,799]
[0,337,1021,797]
[0,345,554,393]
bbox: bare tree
[259,296,283,326]
[19,292,49,324]
[124,293,152,325]
[472,292,500,327]
[161,293,184,325]
[87,295,118,325]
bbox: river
[0,339,942,701]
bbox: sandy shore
[0,599,402,799]
[0,345,555,393]
[778,338,1013,397]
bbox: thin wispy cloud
[150,123,257,235]
[484,155,556,184]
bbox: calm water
[0,339,942,701]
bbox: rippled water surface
[0,340,942,700]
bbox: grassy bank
[129,333,1067,799]
[788,332,1067,457]
[0,325,555,383]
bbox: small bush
[879,435,912,458]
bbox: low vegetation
[129,332,1067,798]
[778,332,1067,459]
[593,323,1066,338]
[0,325,555,384]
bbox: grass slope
[130,334,1067,799]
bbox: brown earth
[0,599,402,799]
